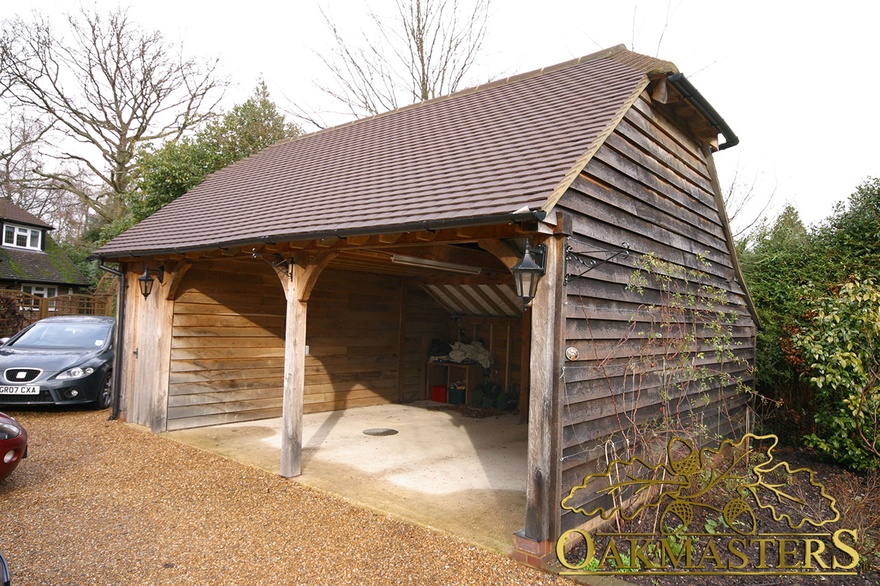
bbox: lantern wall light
[511,242,546,309]
[138,265,165,299]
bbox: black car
[0,316,115,409]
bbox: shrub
[791,277,880,471]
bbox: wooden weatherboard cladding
[305,269,400,412]
[168,259,286,430]
[554,95,755,532]
[166,263,454,429]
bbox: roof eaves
[93,209,548,260]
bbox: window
[22,285,58,298]
[3,224,42,250]
[21,284,58,311]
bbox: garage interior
[162,241,535,553]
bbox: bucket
[431,385,447,402]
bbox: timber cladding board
[560,375,750,434]
[401,286,450,401]
[559,393,750,478]
[168,260,287,427]
[562,277,751,318]
[560,349,755,386]
[304,269,404,411]
[563,282,751,320]
[166,263,434,426]
[569,171,729,257]
[553,96,755,530]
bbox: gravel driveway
[0,410,570,585]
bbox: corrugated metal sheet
[97,45,678,257]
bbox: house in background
[0,199,90,308]
[95,45,757,565]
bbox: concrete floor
[161,402,529,554]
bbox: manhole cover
[363,428,399,436]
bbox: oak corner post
[523,234,565,542]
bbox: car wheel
[91,371,113,410]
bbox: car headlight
[56,366,95,380]
[0,421,21,440]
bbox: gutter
[93,209,548,260]
[98,259,126,421]
[667,73,739,150]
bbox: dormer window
[3,224,43,251]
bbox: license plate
[0,385,39,395]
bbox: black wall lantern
[138,265,165,299]
[511,242,546,308]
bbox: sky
[7,1,880,234]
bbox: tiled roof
[96,45,678,257]
[0,200,53,229]
[0,240,90,286]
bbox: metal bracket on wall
[563,241,630,285]
[251,247,293,279]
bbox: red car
[0,412,27,481]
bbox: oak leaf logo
[561,434,840,534]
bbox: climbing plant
[592,252,756,462]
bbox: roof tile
[97,45,677,257]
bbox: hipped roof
[97,45,682,258]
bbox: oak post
[280,258,308,478]
[523,234,565,541]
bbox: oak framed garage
[96,45,757,565]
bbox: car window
[10,322,111,349]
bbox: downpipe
[98,259,126,421]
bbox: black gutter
[667,73,739,151]
[98,259,126,421]
[93,209,548,259]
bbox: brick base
[511,531,555,569]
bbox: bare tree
[0,108,52,212]
[312,0,490,122]
[722,165,775,240]
[0,7,226,222]
[0,107,94,240]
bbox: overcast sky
[9,1,880,234]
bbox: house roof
[0,199,53,230]
[97,45,683,258]
[0,239,90,287]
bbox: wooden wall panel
[457,315,523,398]
[305,269,404,413]
[400,285,452,402]
[554,94,756,531]
[167,258,286,430]
[164,261,457,429]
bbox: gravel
[0,409,572,585]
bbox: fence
[0,290,116,338]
